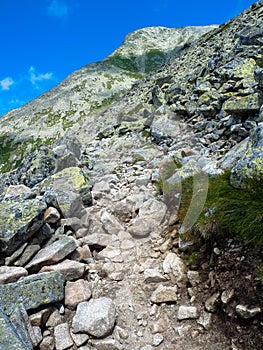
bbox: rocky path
[0,125,262,350]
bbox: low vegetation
[179,171,263,246]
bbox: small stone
[92,181,111,199]
[163,252,186,285]
[0,266,28,284]
[90,338,121,350]
[151,318,167,334]
[150,284,177,303]
[100,210,124,235]
[197,311,213,330]
[72,297,116,338]
[39,335,55,350]
[177,305,198,320]
[61,217,82,231]
[187,270,200,286]
[46,309,62,328]
[205,292,220,313]
[65,279,92,309]
[221,289,234,304]
[97,246,122,260]
[54,323,73,350]
[77,245,92,262]
[44,207,61,224]
[235,305,261,319]
[144,268,167,283]
[152,333,164,347]
[70,331,89,347]
[32,326,43,346]
[30,308,51,327]
[116,326,129,339]
[120,239,135,250]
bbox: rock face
[0,2,262,349]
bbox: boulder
[0,272,64,315]
[25,236,78,272]
[231,126,263,188]
[0,307,30,350]
[72,297,116,337]
[0,198,46,256]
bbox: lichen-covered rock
[41,166,89,193]
[0,198,47,256]
[0,272,64,315]
[0,307,29,350]
[222,93,260,115]
[230,126,263,188]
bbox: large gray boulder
[230,125,263,188]
[72,297,116,338]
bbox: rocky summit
[0,2,263,350]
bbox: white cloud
[29,66,53,86]
[47,0,68,17]
[0,77,14,91]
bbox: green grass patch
[179,171,263,246]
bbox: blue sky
[0,0,257,116]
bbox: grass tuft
[179,171,263,246]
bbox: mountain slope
[0,2,263,349]
[0,25,216,173]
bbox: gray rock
[0,272,64,315]
[231,126,263,188]
[40,259,86,281]
[39,335,55,350]
[14,244,40,267]
[128,217,155,238]
[53,189,85,219]
[100,210,124,235]
[197,311,213,330]
[70,331,89,347]
[25,236,78,272]
[54,323,73,350]
[152,333,164,347]
[150,284,178,303]
[44,207,61,224]
[4,184,31,199]
[144,268,167,283]
[205,292,220,313]
[72,297,116,337]
[177,305,199,320]
[0,307,29,350]
[32,326,42,346]
[65,279,92,309]
[236,304,261,319]
[162,252,186,285]
[90,338,121,350]
[92,181,111,199]
[0,266,28,284]
[0,198,47,256]
[10,304,34,349]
